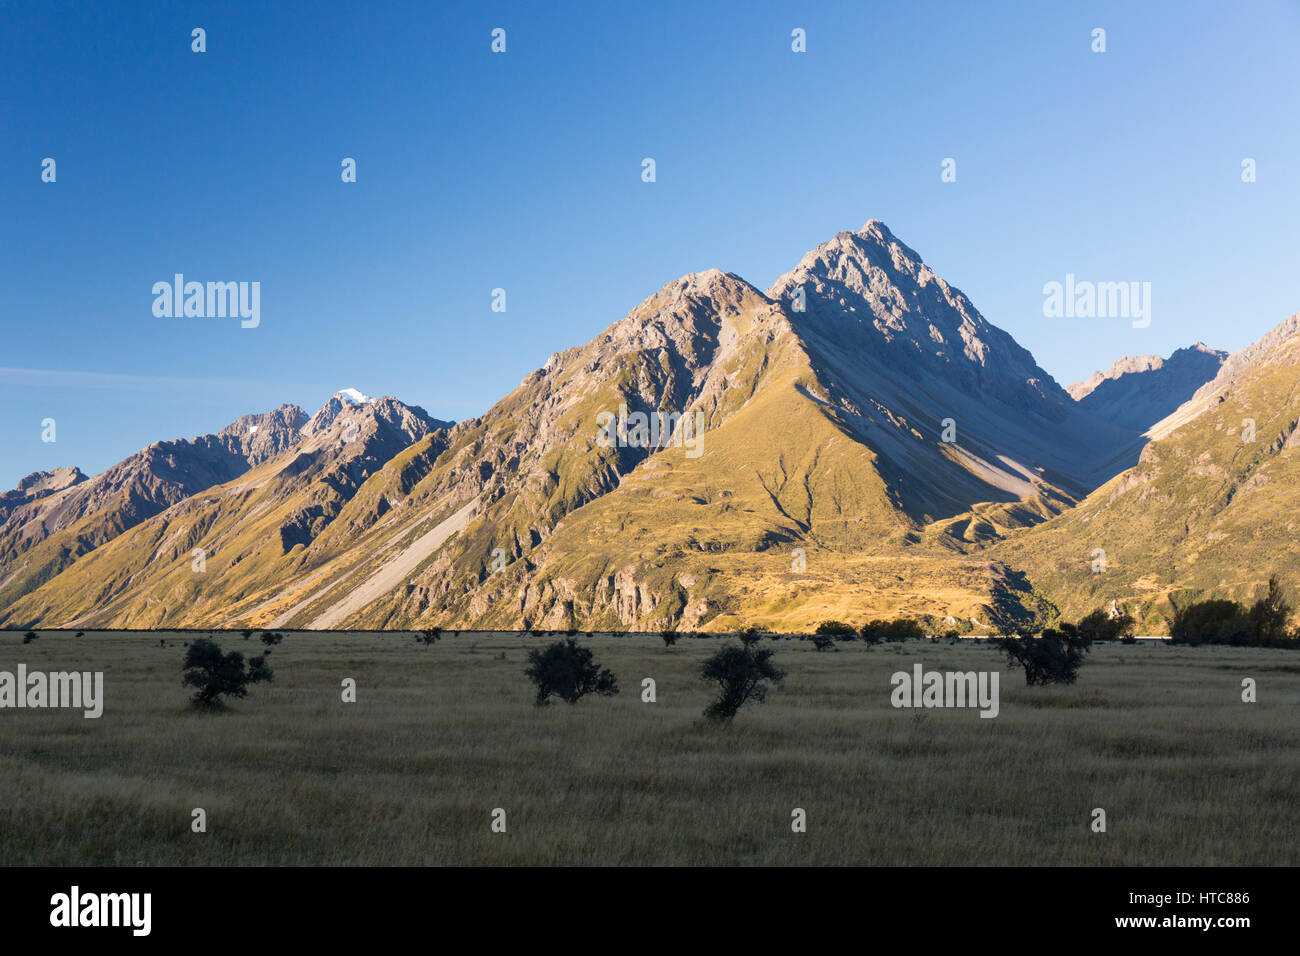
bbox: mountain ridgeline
[0,222,1276,633]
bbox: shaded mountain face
[994,313,1300,628]
[766,221,1140,517]
[1067,343,1227,433]
[0,223,1189,632]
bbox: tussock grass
[1,632,1296,865]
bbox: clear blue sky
[3,0,1299,489]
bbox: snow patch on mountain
[336,388,375,406]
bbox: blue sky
[3,0,1299,488]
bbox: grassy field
[1,630,1297,866]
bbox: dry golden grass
[2,631,1296,865]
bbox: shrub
[859,620,885,644]
[182,637,273,706]
[22,631,38,644]
[260,631,284,647]
[888,618,925,640]
[997,625,1092,685]
[1171,599,1249,645]
[524,639,619,706]
[1248,576,1291,645]
[860,618,923,643]
[700,643,785,721]
[739,627,763,648]
[661,630,679,647]
[1077,609,1136,642]
[811,635,835,651]
[815,621,856,639]
[415,628,441,646]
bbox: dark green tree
[815,621,856,639]
[1247,576,1291,645]
[182,637,274,706]
[701,643,785,721]
[524,639,619,706]
[1077,609,1136,642]
[997,624,1092,685]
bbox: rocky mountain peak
[767,220,1068,417]
[0,467,88,518]
[9,467,87,498]
[301,392,449,446]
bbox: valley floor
[1,632,1296,865]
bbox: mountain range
[2,221,1293,633]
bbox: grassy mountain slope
[994,314,1300,630]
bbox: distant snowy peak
[336,388,375,406]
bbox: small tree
[997,625,1091,685]
[886,618,924,641]
[182,637,273,706]
[1248,576,1291,645]
[815,621,856,639]
[811,635,835,651]
[1171,599,1249,645]
[22,631,38,644]
[739,627,763,648]
[661,630,679,647]
[859,620,885,644]
[1078,608,1136,642]
[524,638,619,706]
[701,643,785,721]
[260,631,284,648]
[415,627,441,646]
